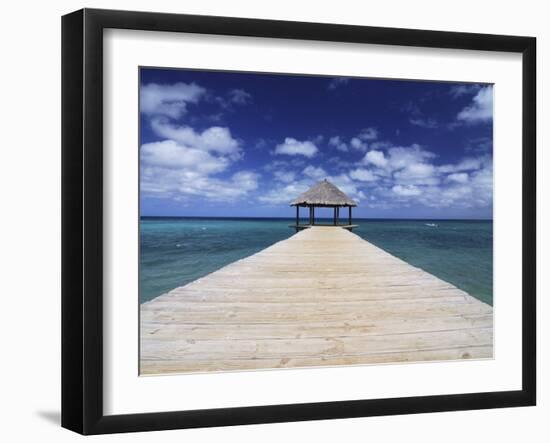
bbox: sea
[140,217,493,306]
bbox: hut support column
[349,206,352,225]
[337,207,340,225]
[333,207,337,225]
[296,206,299,227]
[312,207,315,225]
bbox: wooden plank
[140,345,493,375]
[141,327,492,360]
[141,226,493,374]
[142,314,493,340]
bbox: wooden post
[337,207,340,225]
[309,206,312,225]
[333,207,337,225]
[296,205,299,227]
[348,206,352,225]
[312,207,315,225]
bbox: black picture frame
[61,8,536,435]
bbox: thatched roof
[290,179,357,207]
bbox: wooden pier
[289,224,359,231]
[140,226,493,375]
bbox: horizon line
[140,215,493,221]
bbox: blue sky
[140,68,493,219]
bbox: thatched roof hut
[291,179,357,207]
[289,179,358,230]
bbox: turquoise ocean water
[140,217,493,305]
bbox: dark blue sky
[140,68,493,219]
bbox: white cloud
[388,161,492,210]
[258,182,310,205]
[369,141,392,150]
[140,82,206,119]
[400,100,439,129]
[327,156,353,170]
[392,185,422,197]
[385,145,436,170]
[328,77,349,90]
[440,185,472,201]
[363,145,439,183]
[140,159,259,202]
[354,143,492,211]
[231,171,260,192]
[349,168,379,182]
[358,127,378,141]
[446,172,469,184]
[181,171,259,201]
[228,88,252,105]
[329,129,376,153]
[437,156,486,173]
[449,84,480,98]
[274,138,318,158]
[264,158,305,172]
[326,173,365,202]
[259,171,367,206]
[468,166,493,206]
[257,138,492,212]
[394,162,439,185]
[303,165,327,179]
[150,119,241,158]
[399,162,435,178]
[328,136,348,152]
[140,140,229,174]
[409,118,438,128]
[363,150,388,168]
[457,86,493,123]
[350,137,368,151]
[140,112,258,203]
[466,137,493,154]
[273,170,296,183]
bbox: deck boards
[140,226,493,375]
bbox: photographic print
[62,10,536,433]
[139,68,494,376]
